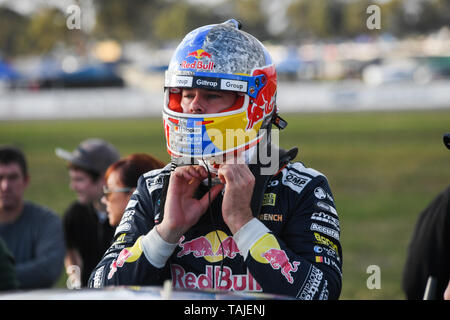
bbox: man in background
[0,146,65,289]
[402,134,450,300]
[56,138,119,287]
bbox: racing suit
[88,148,342,299]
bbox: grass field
[1,109,449,299]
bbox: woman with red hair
[102,154,164,227]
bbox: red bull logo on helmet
[182,49,214,71]
[246,93,275,130]
[187,49,212,59]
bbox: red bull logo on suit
[262,248,300,284]
[249,233,300,284]
[107,236,144,279]
[177,231,241,263]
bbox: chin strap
[157,147,298,224]
[249,146,298,218]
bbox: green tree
[152,2,193,42]
[152,1,225,43]
[342,0,374,37]
[233,0,271,41]
[379,0,449,37]
[24,8,69,55]
[93,0,160,41]
[286,0,347,40]
[0,7,29,58]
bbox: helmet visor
[163,103,264,159]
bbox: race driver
[89,19,342,299]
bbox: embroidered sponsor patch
[262,193,276,206]
[281,170,311,194]
[310,223,340,241]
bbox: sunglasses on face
[103,186,133,199]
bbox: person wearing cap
[56,138,120,288]
[89,20,342,299]
[0,146,65,289]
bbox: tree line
[1,0,449,59]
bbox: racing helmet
[163,19,279,163]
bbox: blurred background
[1,0,450,116]
[0,0,449,299]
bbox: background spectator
[402,134,450,299]
[0,237,19,291]
[102,153,164,227]
[55,138,119,287]
[0,146,65,289]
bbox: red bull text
[171,264,262,292]
[180,60,214,71]
[182,49,214,71]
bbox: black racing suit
[88,148,343,299]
